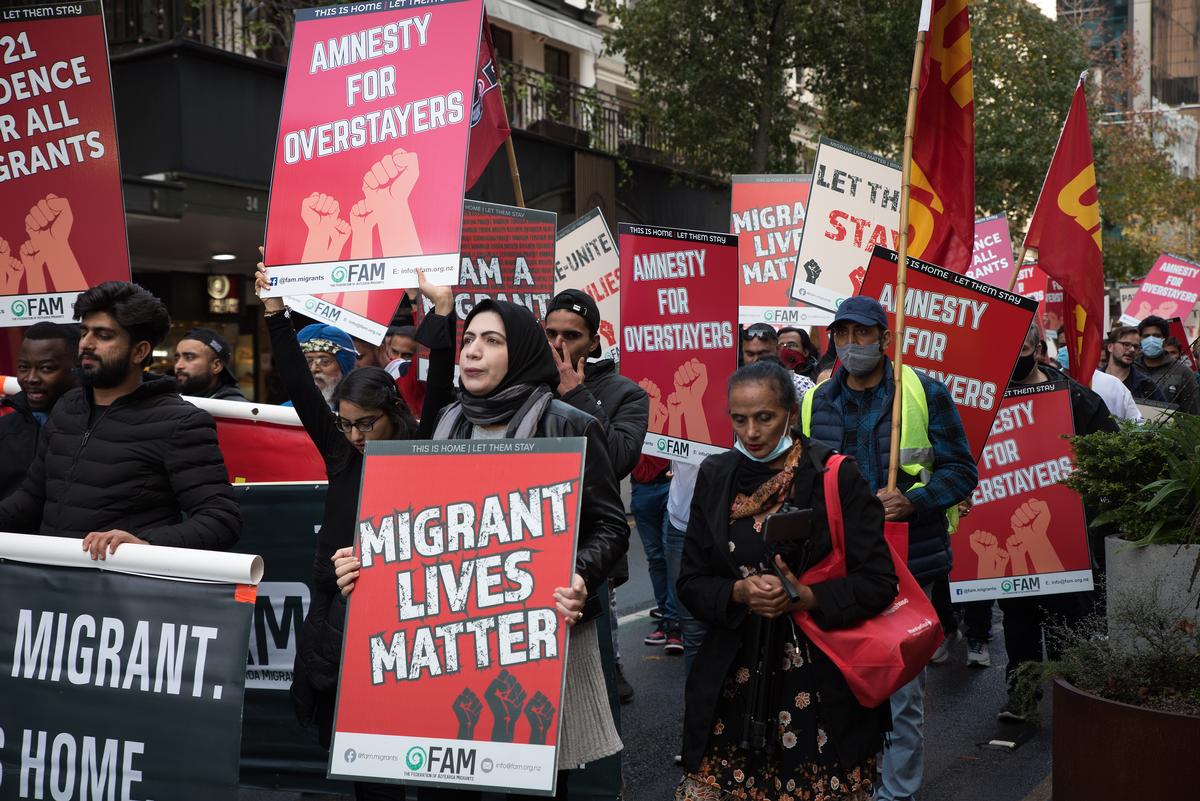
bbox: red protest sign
[730,175,831,328]
[1167,316,1196,370]
[1119,253,1200,326]
[262,1,483,298]
[966,213,1015,289]
[859,246,1038,461]
[0,1,129,327]
[950,381,1093,602]
[330,438,583,795]
[619,224,738,465]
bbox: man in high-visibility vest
[800,296,977,801]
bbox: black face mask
[1010,353,1037,383]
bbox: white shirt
[1091,369,1143,423]
[667,461,700,532]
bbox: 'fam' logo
[10,300,26,317]
[405,746,426,772]
[332,266,348,284]
[305,299,317,311]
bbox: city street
[243,516,1054,801]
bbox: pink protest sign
[1119,253,1200,326]
[966,213,1015,289]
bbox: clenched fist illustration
[23,194,84,292]
[524,692,556,745]
[362,148,422,256]
[672,358,711,442]
[969,530,1009,579]
[0,238,23,294]
[300,192,342,262]
[485,669,527,743]
[452,687,483,740]
[639,378,668,433]
[1008,499,1063,574]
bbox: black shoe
[616,664,634,705]
[649,607,665,619]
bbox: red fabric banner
[464,12,511,189]
[950,381,1093,602]
[0,1,129,328]
[329,439,583,795]
[619,224,738,465]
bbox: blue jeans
[630,481,674,621]
[665,523,707,673]
[876,585,932,801]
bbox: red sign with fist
[618,223,738,465]
[0,1,129,327]
[949,381,1094,602]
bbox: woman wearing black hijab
[334,300,629,798]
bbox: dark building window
[491,24,513,62]
[544,45,570,80]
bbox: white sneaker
[966,639,991,668]
[930,630,961,664]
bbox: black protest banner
[0,544,255,801]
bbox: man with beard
[0,323,80,498]
[0,281,240,557]
[173,327,248,401]
[1103,325,1163,402]
[294,323,357,409]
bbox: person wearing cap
[174,328,248,402]
[742,323,816,400]
[294,323,359,410]
[544,288,649,705]
[798,296,977,801]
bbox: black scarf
[450,299,560,433]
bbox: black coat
[677,438,897,772]
[0,393,40,500]
[0,376,241,548]
[275,310,457,741]
[198,381,249,402]
[560,358,649,482]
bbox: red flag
[1023,76,1105,387]
[909,0,975,273]
[464,13,511,188]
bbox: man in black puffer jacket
[0,282,240,556]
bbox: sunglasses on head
[742,328,777,342]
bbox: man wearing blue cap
[296,323,359,409]
[799,296,977,801]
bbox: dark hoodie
[0,392,41,500]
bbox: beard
[176,371,214,396]
[80,348,133,389]
[315,373,342,405]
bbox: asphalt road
[243,516,1054,801]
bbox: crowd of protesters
[3,271,1198,801]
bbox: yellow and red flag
[1022,76,1105,386]
[909,0,975,273]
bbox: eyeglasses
[334,414,384,434]
[305,355,337,369]
[1112,341,1140,350]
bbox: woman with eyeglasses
[255,266,456,801]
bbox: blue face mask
[734,430,795,463]
[1057,346,1069,367]
[1141,336,1164,358]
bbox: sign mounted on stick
[966,213,1015,289]
[554,208,620,362]
[0,1,130,327]
[858,246,1038,461]
[329,438,585,796]
[731,174,831,327]
[619,224,738,465]
[262,0,484,298]
[950,382,1093,602]
[788,138,901,314]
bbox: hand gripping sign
[0,1,130,327]
[950,381,1093,602]
[618,223,738,465]
[858,246,1038,461]
[788,138,901,314]
[330,439,584,796]
[262,0,484,298]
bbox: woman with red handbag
[676,360,898,801]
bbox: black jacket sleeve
[574,417,630,592]
[809,459,899,630]
[267,312,344,465]
[415,310,457,440]
[561,380,649,481]
[138,407,242,550]
[0,426,47,533]
[677,464,749,631]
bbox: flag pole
[888,28,927,492]
[497,89,526,208]
[1007,244,1030,292]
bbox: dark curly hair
[332,367,418,439]
[73,281,170,367]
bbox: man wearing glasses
[1103,326,1165,403]
[296,324,360,409]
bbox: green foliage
[1066,415,1200,546]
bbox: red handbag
[791,455,943,709]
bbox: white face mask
[733,415,796,463]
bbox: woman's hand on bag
[554,573,588,626]
[733,574,790,618]
[332,546,360,597]
[775,555,817,612]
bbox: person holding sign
[677,360,897,801]
[797,297,976,801]
[255,266,457,797]
[334,299,629,798]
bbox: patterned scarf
[729,439,806,525]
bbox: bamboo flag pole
[887,28,927,493]
[1007,243,1030,292]
[496,84,525,208]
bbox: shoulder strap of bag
[823,453,847,564]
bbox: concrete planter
[1053,679,1199,801]
[1104,534,1200,650]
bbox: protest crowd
[2,2,1198,801]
